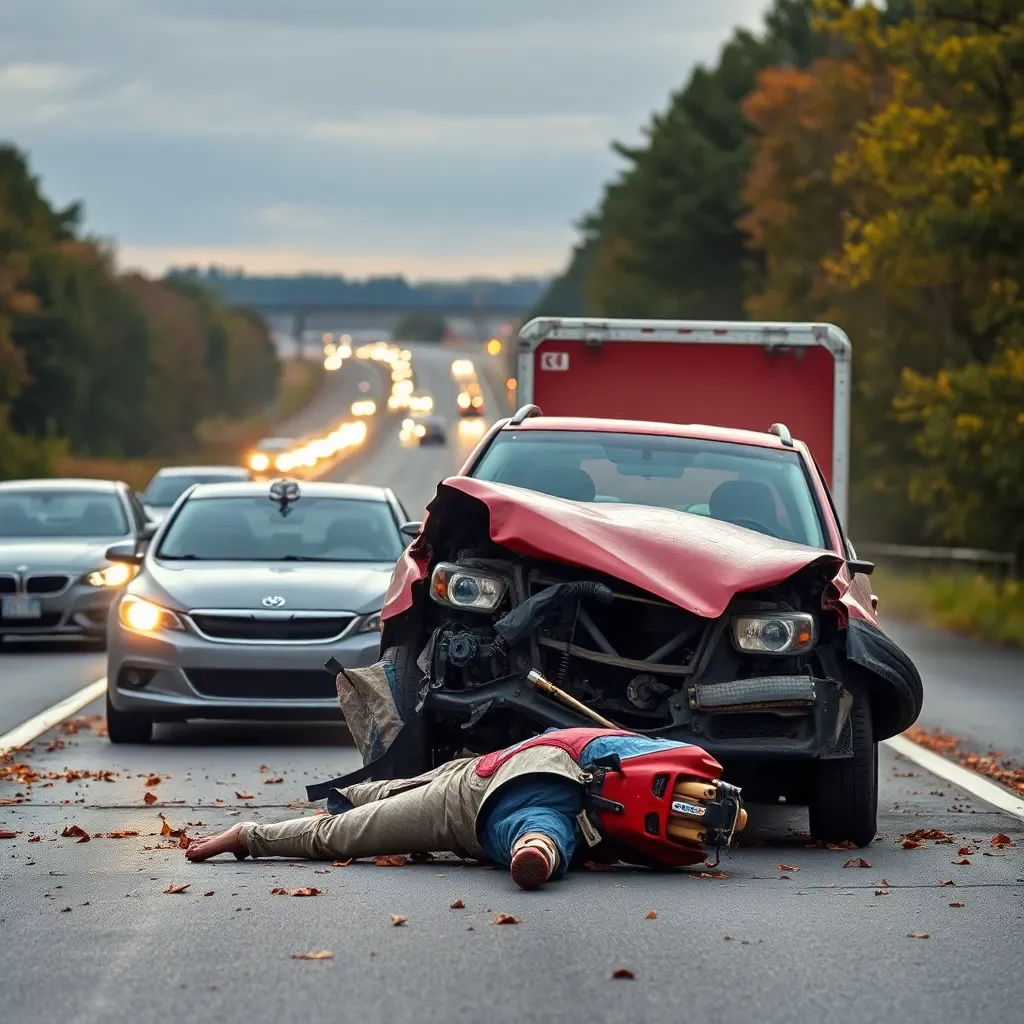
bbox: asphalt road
[2,342,1021,1023]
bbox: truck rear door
[516,317,851,525]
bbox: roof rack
[769,423,794,447]
[509,404,544,425]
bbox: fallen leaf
[937,879,956,887]
[777,864,799,873]
[28,835,41,843]
[902,840,925,850]
[163,883,191,894]
[60,825,90,843]
[390,914,407,927]
[0,830,19,839]
[374,855,407,867]
[952,858,972,866]
[145,775,161,786]
[842,857,872,868]
[695,871,728,879]
[449,900,465,909]
[879,879,891,887]
[874,889,889,896]
[160,820,173,836]
[332,859,353,867]
[143,792,158,805]
[991,833,1014,848]
[60,907,72,913]
[611,969,635,980]
[903,828,950,842]
[491,913,520,925]
[203,890,215,896]
[949,902,964,908]
[827,840,857,850]
[957,847,973,856]
[187,821,206,827]
[235,792,254,800]
[98,831,139,839]
[263,778,284,785]
[291,950,334,960]
[907,932,929,940]
[178,833,191,849]
[645,910,657,920]
[271,887,322,897]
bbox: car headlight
[118,595,184,634]
[430,562,507,613]
[250,453,270,472]
[84,563,138,587]
[731,613,816,655]
[356,611,382,633]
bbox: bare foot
[185,823,249,862]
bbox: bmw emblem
[261,595,286,608]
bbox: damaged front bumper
[423,673,853,762]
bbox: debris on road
[143,792,158,805]
[291,951,334,960]
[905,726,1024,796]
[374,855,407,867]
[612,969,635,979]
[991,833,1014,848]
[842,857,872,868]
[271,887,322,896]
[391,914,407,926]
[491,913,520,925]
[145,775,161,786]
[449,900,465,909]
[777,863,799,872]
[645,910,657,919]
[907,932,929,940]
[163,883,191,894]
[61,825,90,843]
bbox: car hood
[142,560,394,615]
[0,538,125,572]
[390,477,845,620]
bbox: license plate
[2,596,42,619]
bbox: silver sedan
[0,478,150,644]
[104,479,413,742]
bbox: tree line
[0,145,281,479]
[532,0,1023,561]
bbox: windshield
[143,473,247,507]
[472,430,827,548]
[157,496,403,562]
[0,491,129,539]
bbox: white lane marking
[0,677,106,757]
[884,734,1024,820]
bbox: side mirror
[400,521,423,539]
[139,522,158,540]
[106,541,143,565]
[848,559,875,577]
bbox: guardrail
[855,542,1018,578]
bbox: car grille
[0,575,15,595]
[189,612,355,643]
[185,669,337,700]
[25,574,71,594]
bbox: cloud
[2,0,771,277]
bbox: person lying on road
[186,726,747,890]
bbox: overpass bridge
[249,301,529,344]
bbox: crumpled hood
[415,478,845,619]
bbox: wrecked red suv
[377,410,923,847]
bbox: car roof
[503,416,792,451]
[0,477,122,493]
[185,480,393,502]
[151,465,249,478]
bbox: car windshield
[472,430,827,548]
[143,473,247,507]
[0,490,129,538]
[157,496,403,561]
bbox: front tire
[106,691,153,744]
[808,688,877,847]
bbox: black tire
[105,691,153,744]
[808,688,878,847]
[381,645,430,777]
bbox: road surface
[2,343,1021,1024]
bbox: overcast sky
[1,0,768,279]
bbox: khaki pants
[243,757,490,861]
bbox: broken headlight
[430,562,507,613]
[731,613,815,655]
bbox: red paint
[530,340,836,486]
[475,727,635,777]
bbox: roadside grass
[57,358,324,492]
[873,564,1024,647]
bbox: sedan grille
[186,669,337,700]
[25,574,71,594]
[0,575,15,595]
[189,612,355,643]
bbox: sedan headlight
[356,611,382,633]
[731,613,816,655]
[84,563,138,588]
[118,595,184,634]
[430,562,507,613]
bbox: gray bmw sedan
[0,479,149,643]
[104,479,410,742]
